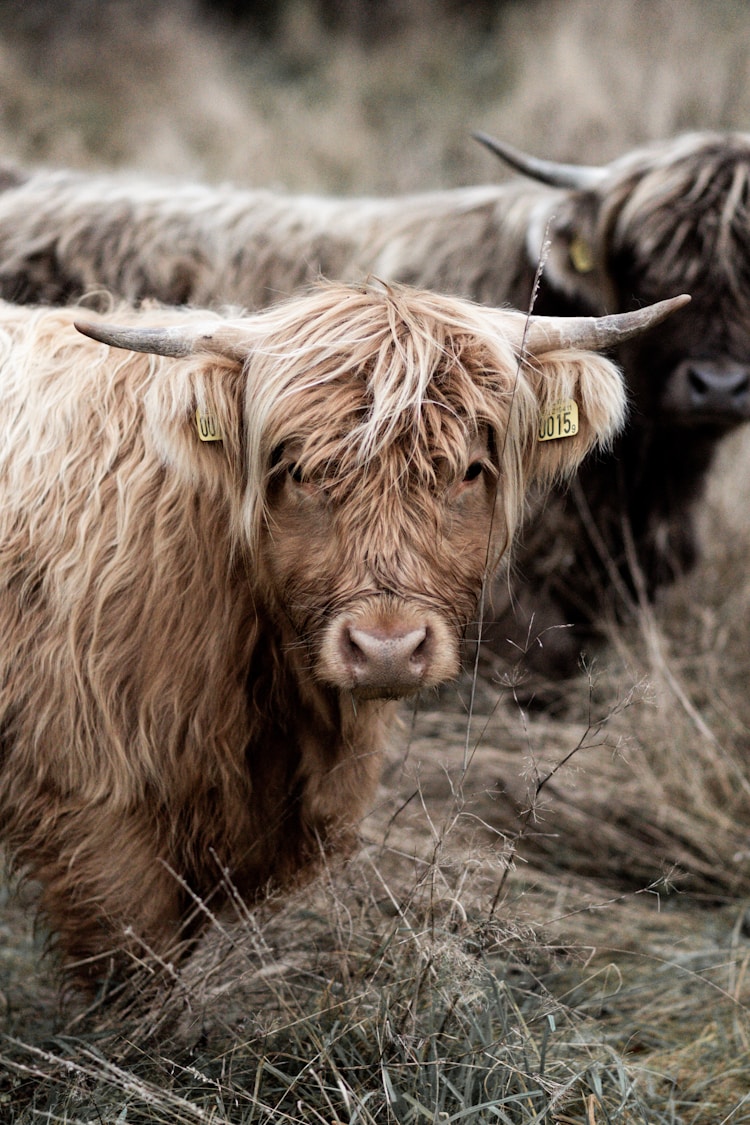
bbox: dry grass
[4,0,750,190]
[1,0,750,1119]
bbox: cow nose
[343,624,430,694]
[683,360,750,414]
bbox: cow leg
[19,809,190,989]
[293,712,386,864]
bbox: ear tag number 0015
[196,408,223,442]
[538,399,578,442]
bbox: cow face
[482,132,750,433]
[248,322,635,701]
[74,282,689,700]
[259,420,502,699]
[605,145,750,430]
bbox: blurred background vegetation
[1,0,750,191]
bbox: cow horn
[473,131,608,191]
[521,294,691,354]
[74,320,249,361]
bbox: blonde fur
[0,280,625,983]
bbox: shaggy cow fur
[0,280,642,983]
[0,132,742,676]
[476,131,750,675]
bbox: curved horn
[522,294,691,354]
[473,131,607,191]
[74,319,249,361]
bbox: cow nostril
[343,628,368,668]
[687,366,709,397]
[733,374,750,398]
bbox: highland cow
[470,131,750,674]
[0,133,741,674]
[0,281,684,982]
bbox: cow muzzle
[662,358,750,424]
[318,606,459,699]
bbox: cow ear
[524,349,627,485]
[144,354,246,495]
[529,192,612,314]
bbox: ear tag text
[569,236,594,274]
[538,399,579,442]
[195,408,223,443]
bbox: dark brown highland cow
[0,132,740,674]
[0,281,683,983]
[473,131,750,674]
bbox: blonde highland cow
[0,280,684,984]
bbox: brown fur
[0,281,625,984]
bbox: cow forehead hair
[604,131,750,181]
[603,134,750,293]
[240,279,535,472]
[218,280,544,543]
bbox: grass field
[2,0,750,1120]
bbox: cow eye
[288,463,305,484]
[463,461,484,483]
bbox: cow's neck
[611,422,722,513]
[245,616,393,845]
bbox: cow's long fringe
[601,132,750,302]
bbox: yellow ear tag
[569,236,594,274]
[538,399,579,442]
[195,408,223,443]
